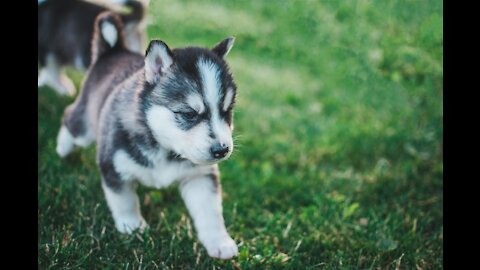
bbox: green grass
[38,0,443,269]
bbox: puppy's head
[142,37,237,165]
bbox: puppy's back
[65,12,144,138]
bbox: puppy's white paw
[203,235,238,260]
[56,142,73,158]
[38,71,48,88]
[114,214,148,234]
[56,126,74,158]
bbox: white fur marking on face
[187,94,205,113]
[197,59,233,152]
[146,106,212,164]
[101,21,118,47]
[197,59,221,107]
[223,88,234,112]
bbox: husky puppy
[38,0,147,96]
[56,12,239,259]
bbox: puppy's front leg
[101,179,147,234]
[179,173,238,259]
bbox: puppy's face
[142,38,237,165]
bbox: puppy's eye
[176,111,198,121]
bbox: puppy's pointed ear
[145,40,174,83]
[211,36,235,59]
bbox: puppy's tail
[119,0,147,25]
[91,12,126,65]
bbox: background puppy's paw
[203,235,238,260]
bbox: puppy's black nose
[211,143,229,159]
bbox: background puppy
[57,11,239,259]
[38,0,147,96]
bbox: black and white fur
[38,0,147,96]
[56,12,238,259]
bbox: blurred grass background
[38,0,443,268]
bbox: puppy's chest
[113,148,194,188]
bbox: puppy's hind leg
[56,103,94,158]
[56,125,75,158]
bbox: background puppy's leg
[38,54,76,96]
[56,125,75,158]
[179,173,238,260]
[38,68,49,88]
[101,169,147,234]
[56,103,94,157]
